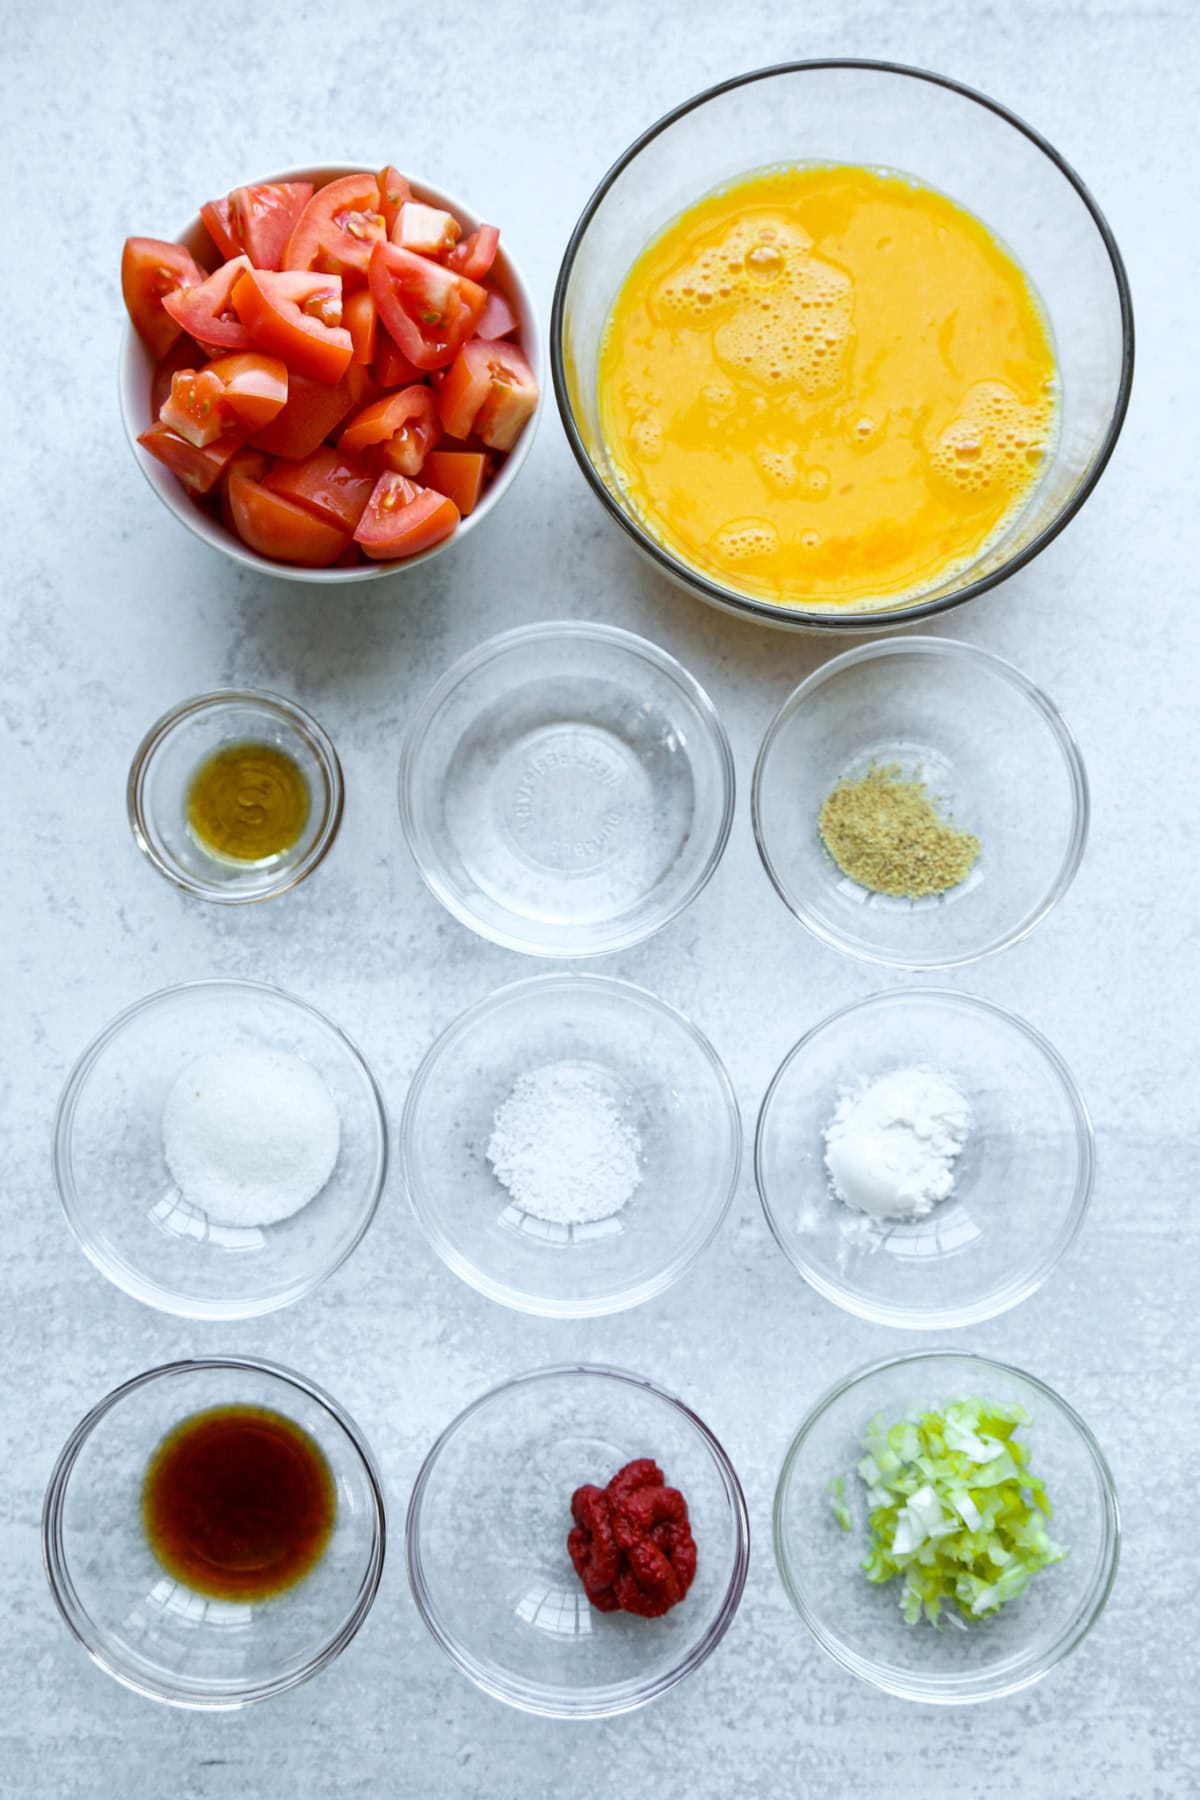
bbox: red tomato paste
[568,1457,697,1617]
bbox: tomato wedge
[422,449,487,517]
[435,337,538,450]
[163,256,256,351]
[477,288,518,339]
[368,241,486,371]
[232,269,352,383]
[151,333,207,415]
[340,385,439,476]
[392,201,461,256]
[161,353,289,444]
[354,472,459,559]
[377,166,412,234]
[283,174,386,283]
[200,196,241,261]
[374,333,420,389]
[247,366,371,459]
[226,450,353,566]
[344,288,377,365]
[138,421,243,494]
[444,225,500,281]
[263,445,376,531]
[122,238,208,359]
[228,181,314,271]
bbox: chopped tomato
[344,288,377,365]
[137,421,243,494]
[477,288,518,339]
[232,268,352,383]
[422,449,487,517]
[122,238,208,359]
[247,368,362,459]
[163,256,256,351]
[284,174,386,284]
[228,181,314,271]
[340,385,439,476]
[444,225,500,281]
[161,352,290,444]
[226,450,353,566]
[263,445,376,532]
[392,201,461,256]
[369,241,486,371]
[151,334,208,415]
[373,333,420,389]
[435,337,538,450]
[377,166,412,234]
[354,472,459,559]
[200,196,241,261]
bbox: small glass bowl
[752,637,1088,968]
[399,621,735,956]
[406,1364,749,1717]
[128,689,344,903]
[53,980,388,1319]
[774,1350,1119,1703]
[553,60,1132,630]
[43,1358,386,1709]
[402,974,741,1317]
[755,989,1094,1328]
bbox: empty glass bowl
[406,1365,749,1716]
[755,989,1094,1328]
[128,689,343,903]
[401,974,741,1316]
[553,60,1132,629]
[399,621,734,956]
[752,637,1088,968]
[774,1351,1119,1702]
[43,1358,386,1708]
[53,980,387,1318]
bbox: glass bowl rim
[404,1360,751,1717]
[127,686,346,904]
[753,984,1096,1327]
[550,57,1135,633]
[397,619,736,957]
[750,633,1090,969]
[400,970,744,1317]
[118,161,544,588]
[41,1354,388,1710]
[51,976,390,1319]
[772,1347,1121,1703]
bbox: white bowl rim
[772,1347,1121,1704]
[51,976,389,1319]
[750,633,1090,970]
[118,158,543,584]
[42,1354,387,1709]
[753,984,1096,1328]
[397,618,736,957]
[405,1360,751,1717]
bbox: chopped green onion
[836,1395,1068,1628]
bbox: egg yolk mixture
[597,165,1058,611]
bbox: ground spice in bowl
[817,762,981,898]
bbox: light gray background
[3,1,1196,1795]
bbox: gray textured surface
[2,1,1197,1794]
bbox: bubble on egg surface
[710,516,781,562]
[928,381,1055,500]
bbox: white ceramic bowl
[118,162,543,584]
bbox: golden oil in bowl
[186,740,311,865]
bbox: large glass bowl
[53,980,388,1319]
[774,1351,1119,1702]
[42,1358,386,1708]
[553,61,1133,630]
[752,637,1088,968]
[406,1365,749,1716]
[399,621,734,956]
[401,974,741,1316]
[755,989,1094,1327]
